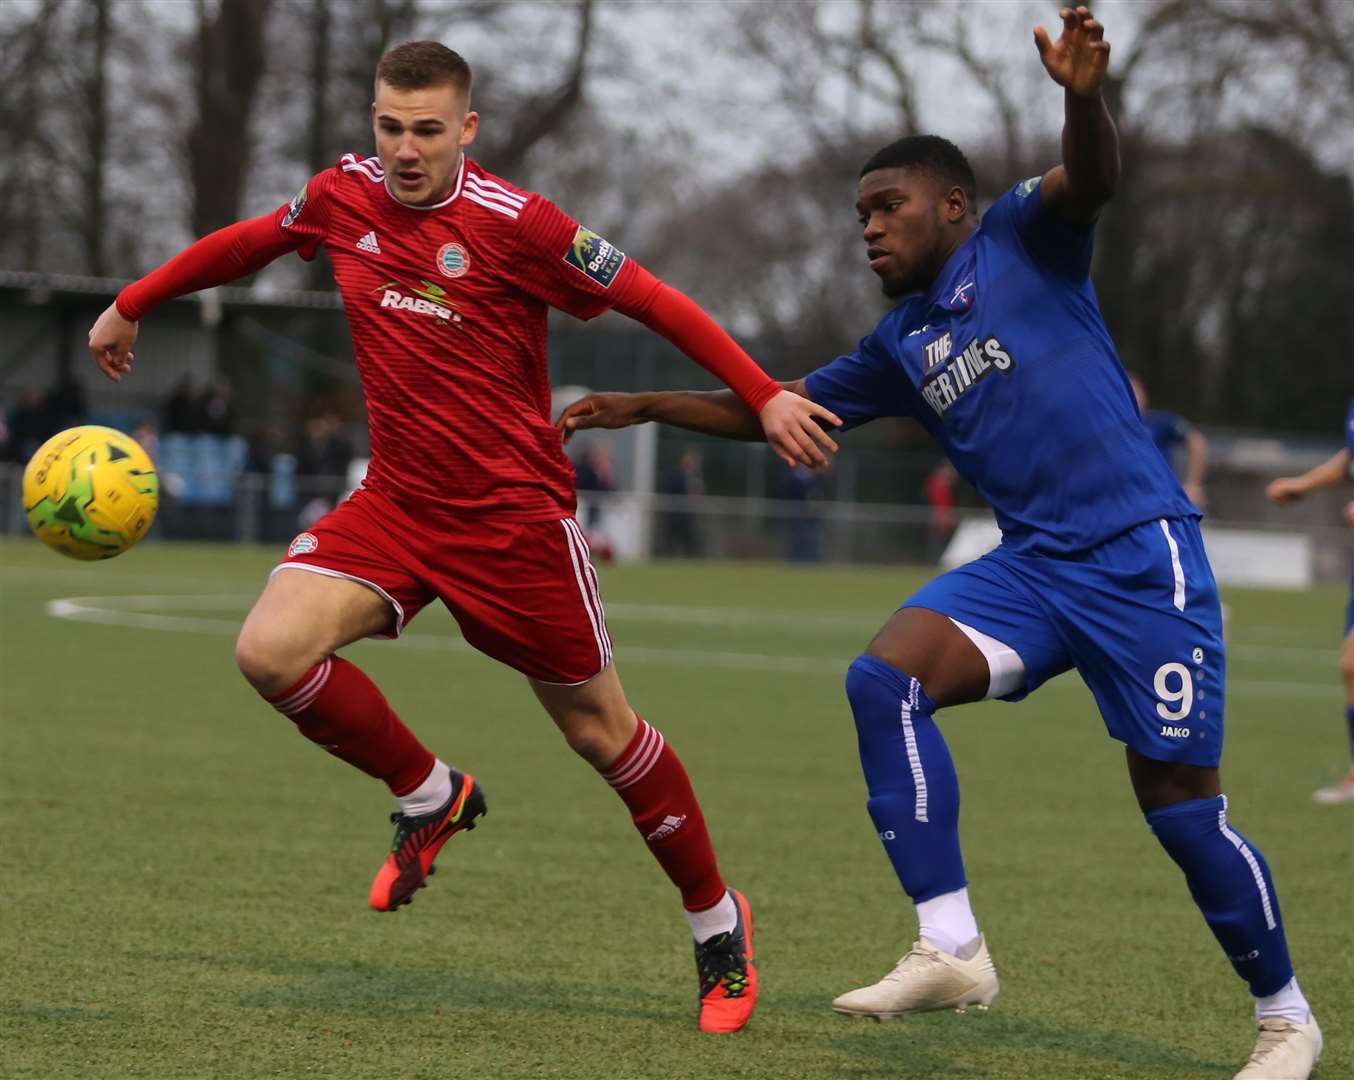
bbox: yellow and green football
[23,425,159,560]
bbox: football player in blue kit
[1268,396,1354,806]
[1130,372,1209,508]
[556,7,1322,1077]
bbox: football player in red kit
[86,41,840,1033]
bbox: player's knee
[234,623,316,696]
[558,714,622,768]
[847,655,917,711]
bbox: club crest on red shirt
[436,242,470,279]
[288,532,319,556]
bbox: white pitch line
[42,594,1342,700]
[0,564,247,590]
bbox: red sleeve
[510,195,779,413]
[115,168,336,321]
[609,265,780,413]
[508,195,631,320]
[115,214,302,320]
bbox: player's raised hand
[1265,476,1307,504]
[555,392,648,444]
[1034,6,1110,98]
[88,301,138,383]
[758,389,841,470]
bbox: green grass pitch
[1,536,1350,1079]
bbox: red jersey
[275,153,642,522]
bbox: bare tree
[76,0,113,276]
[1088,0,1354,430]
[187,0,274,238]
[479,0,594,175]
[0,0,64,269]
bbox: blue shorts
[904,516,1225,767]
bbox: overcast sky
[446,0,1151,182]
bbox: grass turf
[1,536,1350,1079]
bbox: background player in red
[1267,398,1354,805]
[85,40,840,1034]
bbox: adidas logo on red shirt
[356,230,381,254]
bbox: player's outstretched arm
[557,380,838,464]
[1266,448,1352,504]
[88,213,301,383]
[1032,5,1120,224]
[609,268,840,468]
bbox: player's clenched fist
[1034,5,1110,98]
[88,301,138,383]
[757,390,841,470]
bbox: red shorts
[273,486,613,684]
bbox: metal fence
[3,463,1349,582]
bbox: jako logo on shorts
[288,532,319,556]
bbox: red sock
[600,716,727,912]
[263,655,435,796]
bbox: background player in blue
[1130,371,1209,508]
[556,7,1322,1077]
[1267,397,1354,805]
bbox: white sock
[915,887,981,958]
[686,890,737,943]
[1254,976,1312,1025]
[398,759,453,817]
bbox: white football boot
[831,936,998,1019]
[1311,769,1354,805]
[1233,1016,1323,1079]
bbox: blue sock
[1146,795,1293,996]
[1345,705,1353,761]
[845,655,965,902]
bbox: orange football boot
[369,769,485,911]
[694,888,758,1033]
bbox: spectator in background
[295,411,355,529]
[1266,397,1354,806]
[1130,373,1207,508]
[295,412,354,480]
[780,461,825,563]
[924,460,960,562]
[246,420,287,476]
[161,376,235,435]
[132,420,159,463]
[45,373,87,431]
[201,378,235,435]
[162,376,201,433]
[573,442,617,559]
[6,387,53,463]
[662,448,705,558]
[573,442,616,503]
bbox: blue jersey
[806,178,1197,556]
[1142,410,1193,467]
